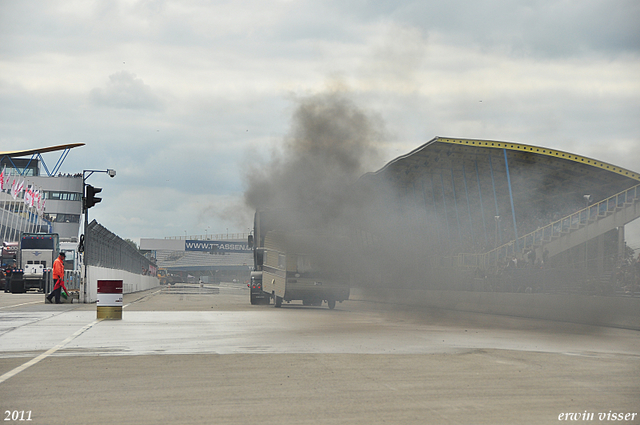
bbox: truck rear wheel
[327,298,336,310]
[274,294,282,308]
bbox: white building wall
[30,175,83,240]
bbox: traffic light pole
[81,169,115,303]
[83,187,88,303]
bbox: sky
[1,0,639,247]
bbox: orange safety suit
[52,256,68,293]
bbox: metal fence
[86,220,156,276]
[65,270,82,291]
[43,269,82,295]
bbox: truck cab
[9,233,59,293]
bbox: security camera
[107,169,116,178]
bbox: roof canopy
[0,143,85,158]
[361,137,639,255]
[0,143,85,177]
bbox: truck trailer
[248,210,349,309]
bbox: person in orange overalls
[46,252,68,304]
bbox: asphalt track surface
[0,283,638,424]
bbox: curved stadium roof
[362,137,640,256]
[373,136,639,193]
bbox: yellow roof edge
[436,137,640,182]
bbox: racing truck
[9,233,60,293]
[248,210,350,309]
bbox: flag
[29,186,36,208]
[24,185,32,207]
[0,167,5,191]
[35,189,43,213]
[11,178,18,199]
[15,179,24,200]
[29,186,35,208]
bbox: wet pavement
[1,283,639,424]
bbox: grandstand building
[140,235,253,283]
[1,144,85,244]
[356,137,640,296]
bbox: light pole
[82,169,115,303]
[583,195,591,216]
[584,194,591,271]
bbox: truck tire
[327,298,336,310]
[274,294,282,308]
[10,279,26,294]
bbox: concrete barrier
[83,266,159,303]
[351,288,640,330]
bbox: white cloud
[90,71,163,110]
[0,0,638,243]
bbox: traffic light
[84,184,102,210]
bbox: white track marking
[0,318,103,384]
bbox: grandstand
[357,137,640,296]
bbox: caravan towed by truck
[248,210,350,309]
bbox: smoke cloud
[241,88,639,328]
[242,88,437,291]
[243,89,385,230]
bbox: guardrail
[43,269,81,294]
[450,183,640,269]
[65,270,81,291]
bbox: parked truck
[9,233,60,293]
[248,210,350,309]
[1,241,18,267]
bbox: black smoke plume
[243,90,384,230]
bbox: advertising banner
[184,240,251,253]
